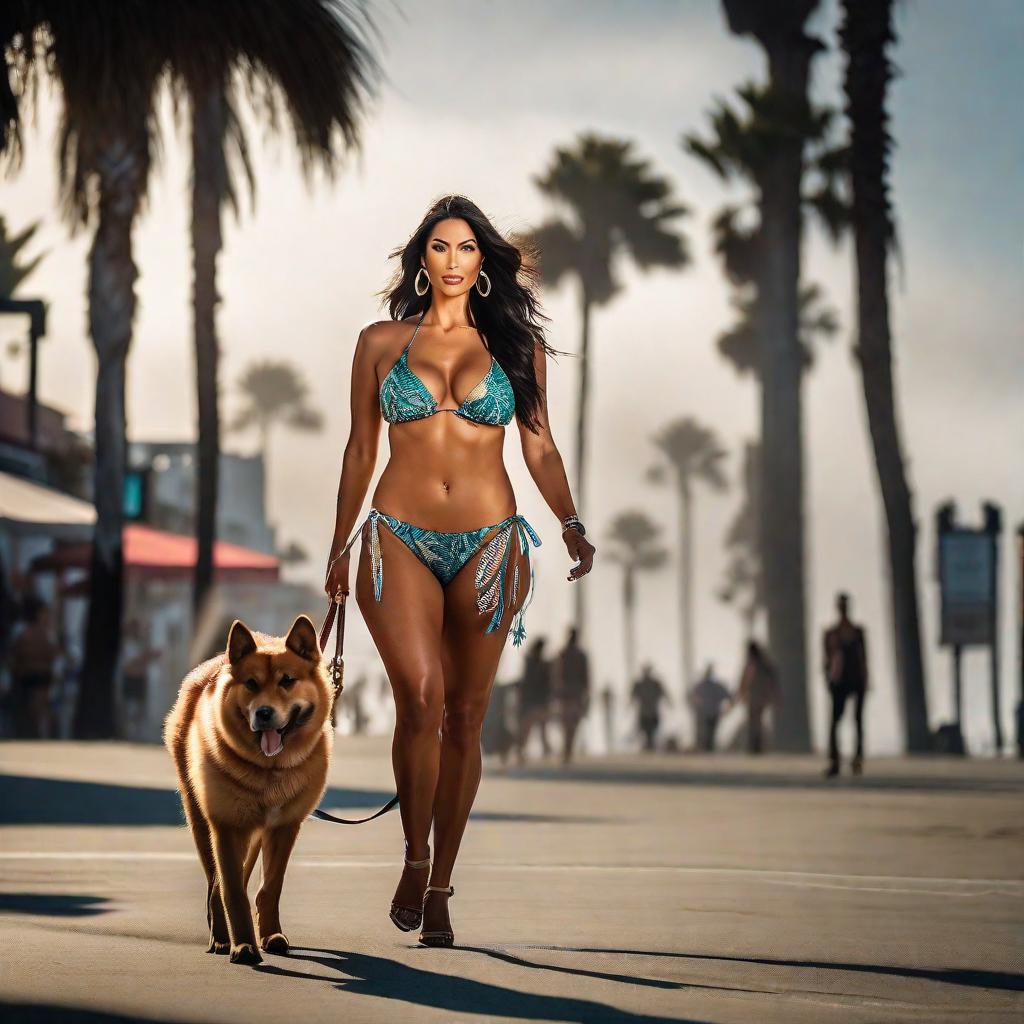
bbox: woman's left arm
[516,342,596,583]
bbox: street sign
[939,530,995,646]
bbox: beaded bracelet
[561,514,585,537]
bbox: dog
[163,614,333,965]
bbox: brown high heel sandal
[418,884,455,947]
[390,846,431,932]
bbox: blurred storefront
[29,522,321,741]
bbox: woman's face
[420,217,483,297]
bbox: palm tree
[3,5,172,736]
[173,3,378,621]
[718,280,839,376]
[839,0,930,751]
[604,510,670,692]
[0,217,45,297]
[524,133,692,642]
[0,215,45,389]
[718,441,763,636]
[1,2,376,736]
[685,1,831,750]
[227,360,324,513]
[646,418,728,704]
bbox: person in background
[736,641,781,754]
[7,595,59,739]
[630,663,669,752]
[822,591,869,777]
[552,626,590,765]
[516,637,552,764]
[121,618,160,739]
[687,662,733,752]
[481,679,516,766]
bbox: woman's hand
[563,527,596,583]
[324,548,351,604]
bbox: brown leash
[310,597,400,825]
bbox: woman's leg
[354,517,446,924]
[424,526,530,933]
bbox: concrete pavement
[1,738,1022,1023]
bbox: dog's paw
[229,943,263,965]
[260,932,289,954]
[207,938,230,955]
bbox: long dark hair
[377,193,567,433]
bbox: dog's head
[217,615,332,765]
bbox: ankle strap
[404,855,431,869]
[424,884,454,897]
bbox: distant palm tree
[175,3,378,620]
[0,217,45,297]
[525,133,692,641]
[277,539,310,567]
[718,441,763,635]
[718,280,839,376]
[1,2,376,737]
[0,216,48,420]
[839,0,930,751]
[715,280,837,649]
[685,1,834,749]
[227,360,324,511]
[647,417,728,703]
[604,511,670,691]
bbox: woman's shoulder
[361,317,419,346]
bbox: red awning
[30,523,279,582]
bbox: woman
[736,640,781,754]
[323,194,596,947]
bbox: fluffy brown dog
[163,614,333,965]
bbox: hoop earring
[475,269,491,298]
[414,267,430,296]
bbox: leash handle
[319,597,346,701]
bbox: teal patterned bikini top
[379,312,516,427]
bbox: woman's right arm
[324,323,384,597]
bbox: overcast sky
[2,0,1021,754]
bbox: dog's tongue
[261,729,283,757]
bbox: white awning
[0,470,96,538]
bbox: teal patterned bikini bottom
[345,506,542,647]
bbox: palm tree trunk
[73,135,146,739]
[623,564,636,688]
[842,0,930,751]
[191,83,228,624]
[679,482,694,706]
[736,4,823,752]
[573,284,592,643]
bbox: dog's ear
[227,620,257,664]
[285,614,320,663]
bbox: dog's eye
[280,674,296,689]
[244,678,259,693]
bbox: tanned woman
[324,194,595,947]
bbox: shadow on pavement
[459,945,778,998]
[0,1005,183,1023]
[257,946,711,1023]
[0,775,605,827]
[0,893,112,917]
[502,764,1024,794]
[512,945,1024,994]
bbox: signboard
[123,468,148,522]
[939,529,995,646]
